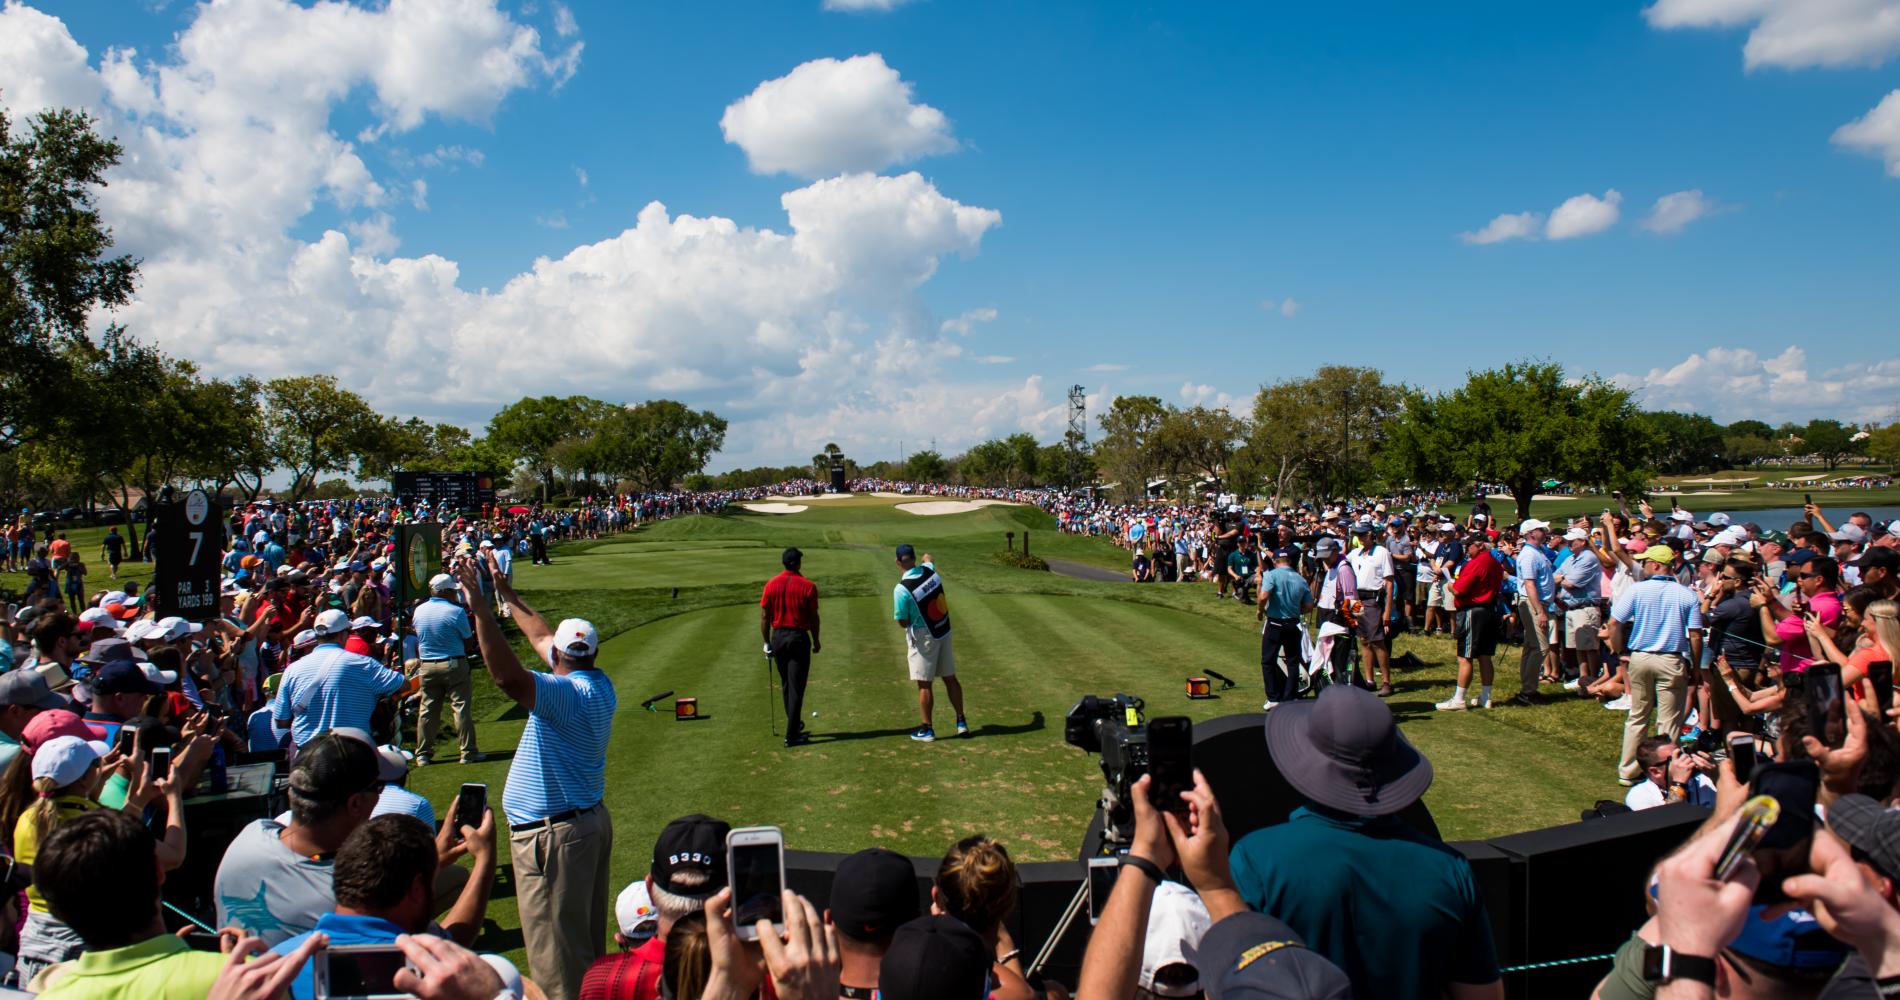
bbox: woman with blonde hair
[1804,593,1899,710]
[932,835,1035,1000]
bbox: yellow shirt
[14,795,99,912]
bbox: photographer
[1625,736,1717,811]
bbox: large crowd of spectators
[1,477,1898,999]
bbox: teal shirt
[1225,550,1256,579]
[1261,565,1312,619]
[1229,806,1499,1000]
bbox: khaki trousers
[1620,651,1690,781]
[417,657,476,760]
[510,804,612,1000]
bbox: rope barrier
[163,899,216,933]
[1499,953,1616,973]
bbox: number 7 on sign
[188,531,203,565]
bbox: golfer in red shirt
[760,547,821,747]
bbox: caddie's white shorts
[907,632,957,682]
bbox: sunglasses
[1798,571,1823,579]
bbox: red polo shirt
[760,570,820,630]
[579,935,663,1000]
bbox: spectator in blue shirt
[1257,548,1315,707]
[1512,521,1559,705]
[270,610,405,747]
[410,575,479,766]
[1610,545,1704,785]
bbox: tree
[487,395,597,501]
[1380,360,1656,520]
[959,439,1012,486]
[1096,395,1169,499]
[604,400,728,490]
[263,375,378,501]
[1802,418,1861,470]
[1727,419,1774,440]
[1641,410,1725,475]
[1245,366,1400,505]
[1154,406,1245,495]
[1867,423,1900,471]
[1,107,139,454]
[1003,433,1041,487]
[1722,434,1778,468]
[904,449,947,482]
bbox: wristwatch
[1642,944,1716,986]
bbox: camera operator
[1625,736,1717,811]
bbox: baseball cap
[1471,512,1488,522]
[288,730,382,802]
[155,616,203,642]
[312,609,351,635]
[1826,794,1900,881]
[1140,881,1213,998]
[553,619,599,657]
[782,547,803,569]
[615,880,659,941]
[429,573,456,593]
[1562,528,1589,542]
[831,848,921,941]
[350,615,384,632]
[1313,538,1340,557]
[1709,512,1731,527]
[1642,544,1678,565]
[31,735,109,789]
[373,744,414,782]
[100,591,129,608]
[1701,548,1727,566]
[1670,510,1694,522]
[22,710,95,753]
[879,916,992,1000]
[1272,547,1297,561]
[94,660,168,697]
[1727,905,1850,972]
[1518,519,1549,533]
[1851,548,1899,574]
[101,602,138,622]
[1196,911,1352,1000]
[292,629,319,649]
[650,814,731,899]
[0,670,67,711]
[123,619,161,642]
[895,543,916,560]
[262,672,285,697]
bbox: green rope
[1499,953,1616,973]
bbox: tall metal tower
[1067,385,1087,489]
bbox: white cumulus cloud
[1609,345,1900,424]
[1459,211,1542,244]
[720,53,957,178]
[1546,189,1622,239]
[940,307,998,335]
[1640,189,1720,234]
[0,1,1014,467]
[1644,0,1900,70]
[1834,89,1900,176]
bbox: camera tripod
[1027,810,1124,978]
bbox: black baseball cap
[879,915,991,1000]
[830,848,920,941]
[1852,547,1899,574]
[782,547,803,569]
[651,814,730,899]
[92,660,166,696]
[288,730,381,802]
[895,544,916,561]
[1272,547,1297,561]
[1828,794,1900,882]
[1196,912,1352,999]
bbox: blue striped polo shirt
[412,596,473,661]
[269,643,406,745]
[501,668,617,825]
[1611,576,1704,654]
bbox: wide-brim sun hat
[1265,684,1432,816]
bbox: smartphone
[1869,661,1894,715]
[453,783,487,836]
[148,745,172,780]
[1145,716,1193,814]
[114,725,138,758]
[1086,855,1120,926]
[1806,663,1846,749]
[726,826,786,942]
[314,943,412,1000]
[1749,760,1820,903]
[182,929,224,953]
[1728,732,1757,784]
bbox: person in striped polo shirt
[1610,544,1704,785]
[457,553,617,1000]
[270,609,406,747]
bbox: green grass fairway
[389,496,1633,960]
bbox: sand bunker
[743,503,808,514]
[897,499,1020,516]
[770,494,849,501]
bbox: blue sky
[8,0,1900,468]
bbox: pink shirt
[1775,589,1842,671]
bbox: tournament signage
[152,489,223,621]
[392,472,495,513]
[395,521,443,608]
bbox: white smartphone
[1086,855,1120,926]
[727,825,786,942]
[314,943,413,1000]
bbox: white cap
[100,591,129,608]
[1562,528,1589,542]
[374,743,413,782]
[220,578,243,596]
[292,628,319,648]
[276,565,294,576]
[124,619,162,642]
[429,572,457,593]
[478,539,494,549]
[156,616,203,642]
[139,661,179,687]
[1713,528,1748,547]
[553,618,599,657]
[1670,510,1694,522]
[77,607,116,628]
[252,530,270,544]
[1438,521,1459,532]
[1519,519,1549,533]
[350,615,383,632]
[1709,512,1731,527]
[478,956,525,1000]
[616,879,659,939]
[1471,512,1488,522]
[313,609,351,635]
[31,735,108,789]
[1139,881,1212,998]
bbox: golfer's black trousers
[770,627,813,737]
[1261,618,1304,703]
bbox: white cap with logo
[313,609,352,635]
[429,573,457,593]
[553,619,599,657]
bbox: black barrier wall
[776,712,1709,999]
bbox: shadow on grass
[806,710,1047,745]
